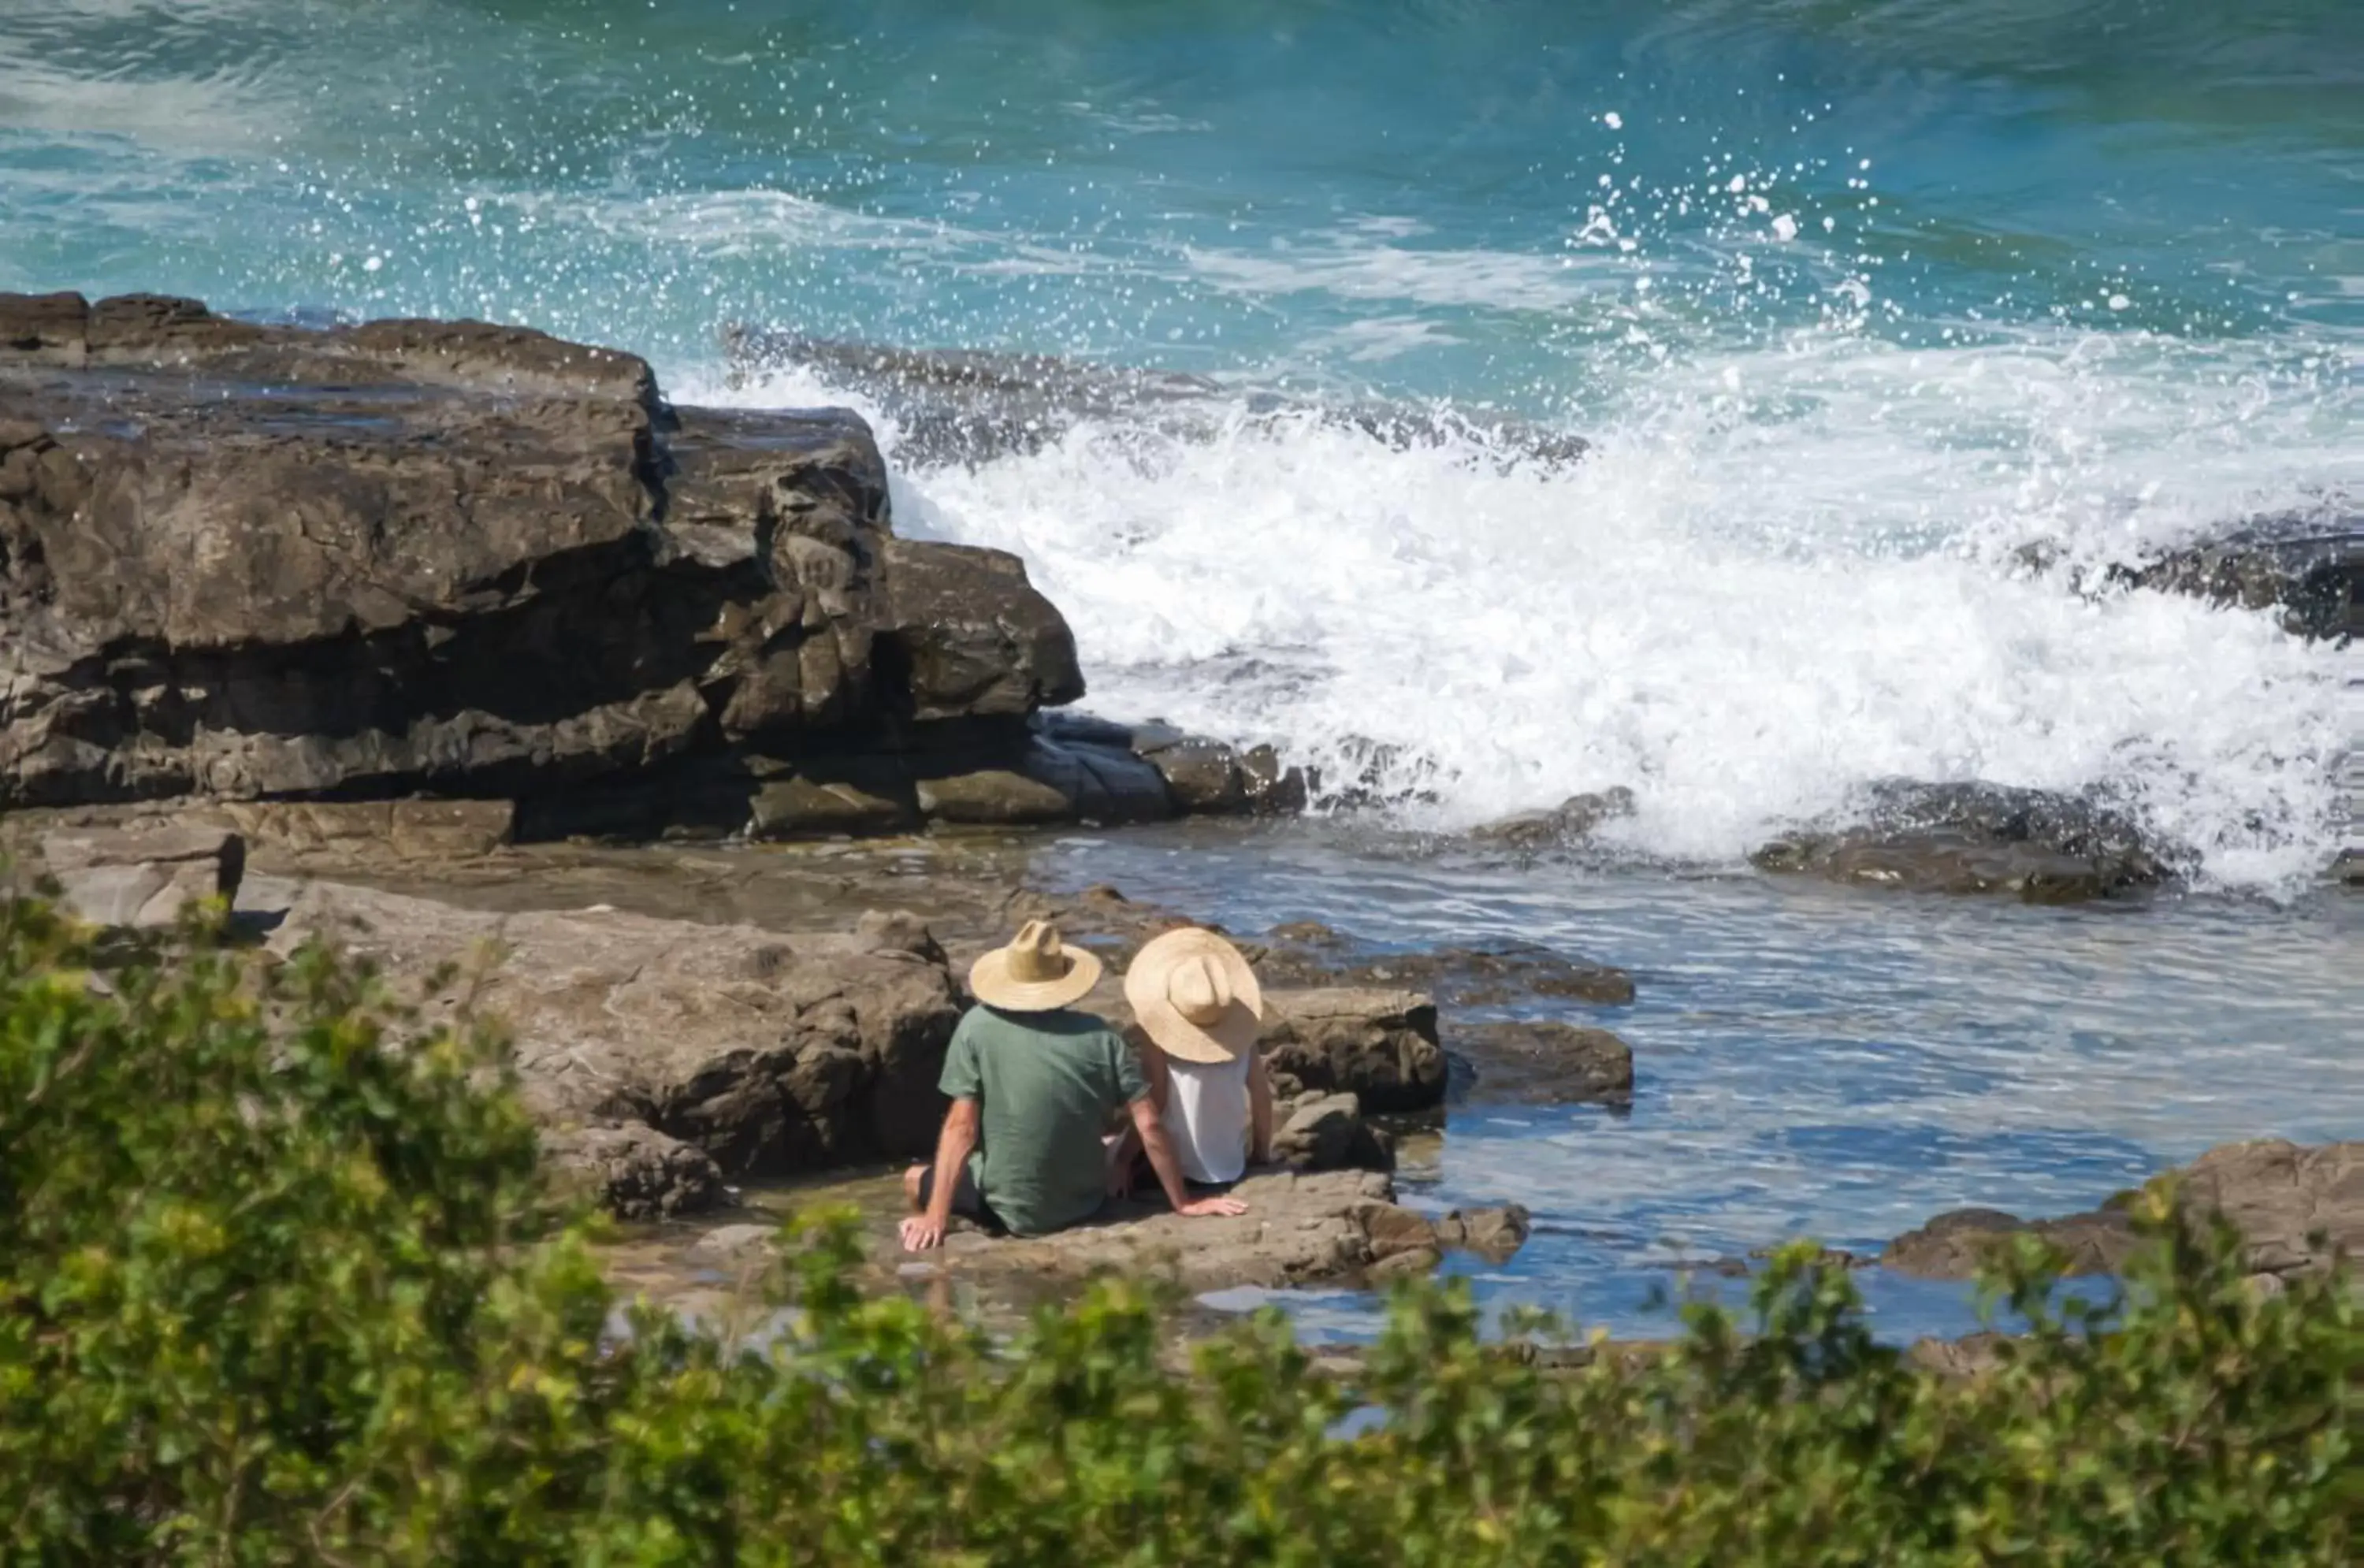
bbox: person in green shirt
[900,920,1250,1250]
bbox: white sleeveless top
[1162,1053,1254,1185]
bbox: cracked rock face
[0,292,1083,827]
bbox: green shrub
[0,890,2354,1565]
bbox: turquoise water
[7,0,2359,376]
[13,0,2350,883]
[5,2,2358,1338]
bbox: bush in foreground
[0,892,2355,1564]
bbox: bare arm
[1247,1052,1274,1166]
[899,1098,979,1251]
[1128,1095,1248,1219]
[1136,1027,1172,1113]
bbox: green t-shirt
[938,1004,1150,1238]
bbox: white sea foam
[684,328,2355,896]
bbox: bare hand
[899,1213,946,1251]
[1176,1195,1248,1219]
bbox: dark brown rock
[915,766,1076,825]
[1881,1143,2364,1285]
[747,774,914,837]
[2109,509,2359,643]
[1251,930,1635,1008]
[1032,712,1292,820]
[1881,1206,2139,1280]
[1240,745,1310,815]
[542,1122,727,1221]
[1144,739,1248,812]
[1259,987,1447,1113]
[877,538,1084,719]
[1753,779,2169,902]
[1449,1021,1634,1105]
[0,293,1091,836]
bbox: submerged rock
[1753,778,2169,902]
[1471,786,1638,851]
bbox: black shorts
[915,1164,1005,1231]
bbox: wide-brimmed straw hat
[1124,926,1263,1065]
[968,920,1104,1012]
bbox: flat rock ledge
[693,1172,1531,1296]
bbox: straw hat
[968,920,1104,1012]
[1124,927,1263,1065]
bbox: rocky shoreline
[3,290,2355,1337]
[0,292,1301,842]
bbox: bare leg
[901,1163,927,1209]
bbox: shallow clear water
[1035,821,2363,1339]
[4,0,2357,1338]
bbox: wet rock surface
[1880,1139,2364,1281]
[1753,778,2169,902]
[1471,786,1637,851]
[2109,507,2361,643]
[1448,1021,1635,1107]
[1247,923,1636,1008]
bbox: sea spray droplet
[1602,111,1623,129]
[1771,214,1799,241]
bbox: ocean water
[4,0,2357,1337]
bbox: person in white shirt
[1112,926,1275,1191]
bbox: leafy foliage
[0,890,2355,1565]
